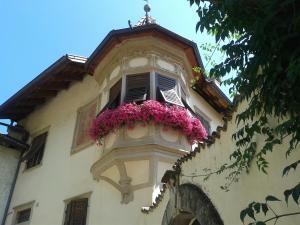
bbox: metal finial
[143,0,151,24]
[134,0,156,27]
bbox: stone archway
[162,183,224,225]
[171,211,200,225]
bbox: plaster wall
[0,147,20,224]
[143,101,300,225]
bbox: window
[156,74,183,106]
[25,132,48,169]
[64,198,88,225]
[108,79,121,109]
[13,202,34,225]
[124,73,150,103]
[15,208,31,224]
[72,99,98,151]
[195,109,211,135]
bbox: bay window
[107,71,186,107]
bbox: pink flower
[90,100,207,144]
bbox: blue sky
[0,0,228,131]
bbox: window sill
[71,140,94,155]
[23,163,42,173]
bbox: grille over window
[16,208,31,224]
[64,198,88,225]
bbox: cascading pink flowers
[90,100,207,144]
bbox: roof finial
[144,0,151,25]
[135,0,156,27]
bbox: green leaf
[196,21,201,32]
[255,222,266,225]
[240,209,247,223]
[282,160,300,176]
[261,203,268,215]
[284,189,293,203]
[247,208,255,221]
[253,203,260,213]
[291,183,300,204]
[265,195,280,202]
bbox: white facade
[4,34,224,225]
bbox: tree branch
[263,212,300,223]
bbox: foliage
[188,0,300,223]
[90,100,207,144]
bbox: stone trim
[71,97,100,154]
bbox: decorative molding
[91,146,183,204]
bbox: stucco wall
[0,146,20,224]
[143,101,300,225]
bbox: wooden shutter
[65,198,88,225]
[124,73,150,103]
[25,132,48,168]
[156,74,183,107]
[108,79,121,109]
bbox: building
[0,6,231,225]
[2,5,298,225]
[0,125,28,224]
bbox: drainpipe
[1,151,23,225]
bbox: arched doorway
[162,183,223,225]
